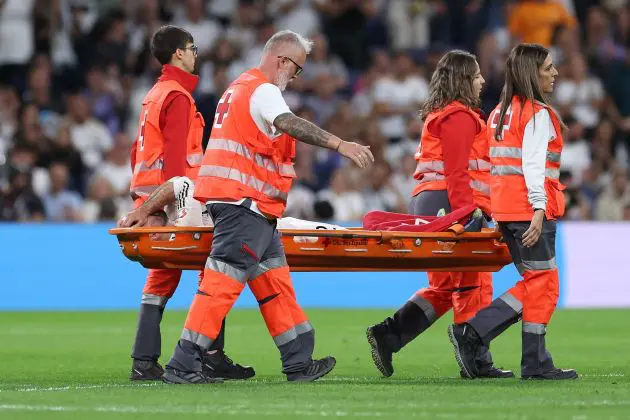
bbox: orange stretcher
[108,226,512,272]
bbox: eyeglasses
[182,44,198,57]
[278,55,303,77]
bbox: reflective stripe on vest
[415,158,491,174]
[133,158,164,175]
[198,165,289,201]
[490,146,560,179]
[188,153,203,166]
[491,165,560,179]
[468,158,492,171]
[416,171,490,194]
[206,138,296,177]
[470,179,490,195]
[489,147,562,164]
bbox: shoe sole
[522,372,579,380]
[202,366,256,381]
[288,359,337,382]
[162,372,223,384]
[130,376,163,381]
[447,325,474,379]
[366,328,393,377]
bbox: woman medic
[448,44,577,380]
[366,50,512,379]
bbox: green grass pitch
[0,309,628,419]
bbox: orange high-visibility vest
[130,80,204,201]
[487,97,565,221]
[412,101,492,214]
[194,68,297,218]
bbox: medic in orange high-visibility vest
[138,29,374,384]
[127,25,253,382]
[449,43,578,381]
[366,50,512,379]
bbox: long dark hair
[494,43,562,140]
[419,50,480,120]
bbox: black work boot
[468,345,514,378]
[366,325,394,377]
[476,366,515,378]
[162,367,224,384]
[286,356,336,382]
[522,368,578,380]
[130,359,164,381]
[202,349,255,380]
[520,322,578,380]
[448,323,482,378]
[366,299,434,377]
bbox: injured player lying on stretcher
[119,176,487,237]
[114,177,508,274]
[119,176,349,237]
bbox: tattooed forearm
[139,182,176,215]
[273,112,341,149]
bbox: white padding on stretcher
[277,217,347,243]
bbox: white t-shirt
[522,109,557,212]
[373,75,429,139]
[555,78,604,128]
[249,82,292,139]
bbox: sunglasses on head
[278,56,303,77]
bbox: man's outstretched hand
[337,140,375,169]
[118,209,165,228]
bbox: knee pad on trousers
[249,266,308,338]
[521,269,559,324]
[143,268,182,297]
[452,272,493,324]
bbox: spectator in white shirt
[0,0,35,93]
[559,117,591,184]
[176,0,222,58]
[555,53,605,130]
[372,51,429,142]
[300,32,349,93]
[595,167,630,221]
[42,161,83,222]
[65,94,114,170]
[268,0,320,36]
[317,167,366,222]
[94,132,132,197]
[303,71,342,126]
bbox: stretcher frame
[109,226,512,272]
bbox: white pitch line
[580,373,625,378]
[0,404,388,417]
[0,383,162,393]
[1,400,629,418]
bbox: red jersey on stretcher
[362,205,479,232]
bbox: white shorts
[167,176,346,234]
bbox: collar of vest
[244,67,271,84]
[159,64,199,93]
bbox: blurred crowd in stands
[1,0,630,223]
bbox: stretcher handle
[109,227,503,241]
